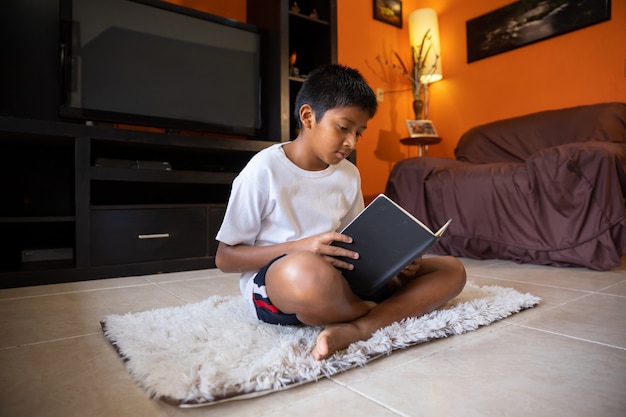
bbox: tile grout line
[466,274,626,302]
[150,282,191,303]
[329,378,412,417]
[467,273,602,294]
[511,291,597,321]
[0,280,156,302]
[594,280,626,296]
[145,274,237,285]
[515,323,626,351]
[0,272,238,302]
[0,332,102,351]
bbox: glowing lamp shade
[409,8,442,84]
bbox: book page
[435,219,453,237]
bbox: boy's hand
[298,232,359,270]
[399,257,422,277]
[385,257,423,292]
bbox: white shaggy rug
[101,281,540,407]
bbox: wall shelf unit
[248,0,337,140]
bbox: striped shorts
[252,255,302,325]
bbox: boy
[215,64,466,360]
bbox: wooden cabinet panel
[91,207,207,266]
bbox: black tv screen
[60,0,265,137]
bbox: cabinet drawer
[91,208,207,266]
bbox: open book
[332,194,451,299]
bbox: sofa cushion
[454,102,626,164]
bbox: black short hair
[293,64,378,129]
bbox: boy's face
[305,105,370,169]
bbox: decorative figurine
[289,51,299,76]
[290,2,300,13]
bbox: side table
[400,136,442,157]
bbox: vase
[412,98,423,120]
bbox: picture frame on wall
[466,0,612,63]
[373,0,402,28]
[406,119,438,138]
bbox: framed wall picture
[373,0,402,28]
[406,119,438,138]
[466,0,611,63]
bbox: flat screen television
[59,0,268,138]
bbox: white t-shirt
[215,142,364,302]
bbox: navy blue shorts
[252,255,395,325]
[252,255,302,326]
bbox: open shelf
[90,167,237,185]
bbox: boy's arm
[215,232,360,273]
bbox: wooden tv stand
[0,117,273,288]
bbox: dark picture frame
[466,0,611,63]
[373,0,402,28]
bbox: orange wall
[165,0,246,21]
[338,0,626,200]
[170,0,625,201]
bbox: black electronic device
[59,0,270,138]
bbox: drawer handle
[138,233,170,240]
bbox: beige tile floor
[1,257,625,417]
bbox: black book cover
[332,194,451,299]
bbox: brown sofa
[385,102,626,270]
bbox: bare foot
[311,322,368,361]
[310,301,376,360]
